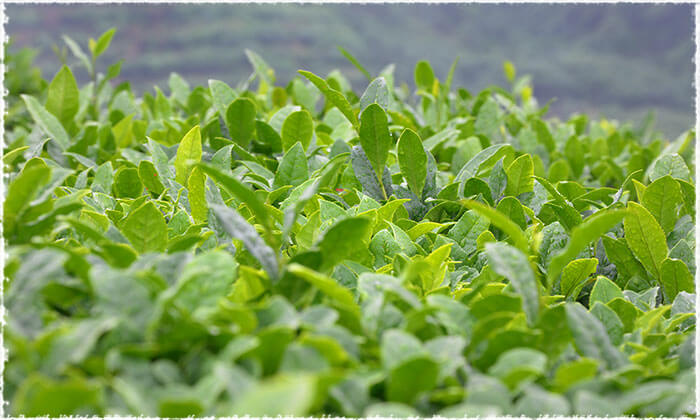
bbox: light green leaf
[188,167,207,223]
[21,95,70,150]
[590,302,624,346]
[209,79,237,118]
[513,386,570,417]
[414,60,435,91]
[397,128,427,197]
[3,158,51,234]
[547,208,626,289]
[281,110,313,152]
[112,114,134,148]
[287,263,360,316]
[485,242,540,325]
[11,374,102,416]
[387,356,439,404]
[45,65,79,128]
[360,77,390,112]
[121,201,168,253]
[62,35,92,75]
[641,175,682,234]
[138,160,165,196]
[489,347,546,389]
[461,200,529,254]
[565,303,626,369]
[245,49,275,85]
[456,144,514,184]
[198,163,272,235]
[90,27,116,58]
[337,46,372,81]
[226,98,257,148]
[211,204,278,280]
[174,125,202,185]
[273,142,309,188]
[475,99,501,137]
[624,202,667,280]
[319,217,372,270]
[660,258,693,302]
[113,167,143,199]
[298,70,359,130]
[505,154,534,196]
[589,276,624,306]
[359,103,392,182]
[448,210,490,254]
[560,258,598,299]
[230,375,314,416]
[648,153,690,182]
[351,146,391,202]
[255,121,283,153]
[601,236,647,281]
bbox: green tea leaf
[299,70,359,130]
[641,175,682,234]
[360,77,390,112]
[359,103,392,182]
[91,27,116,58]
[273,142,309,188]
[113,167,143,199]
[174,125,202,185]
[547,208,626,289]
[287,263,360,315]
[560,258,597,299]
[387,356,439,404]
[4,158,51,234]
[138,160,165,196]
[397,128,427,197]
[505,154,534,196]
[565,303,626,370]
[485,242,540,325]
[255,121,283,152]
[21,95,70,150]
[624,202,667,280]
[211,204,278,280]
[198,163,272,235]
[11,374,102,416]
[281,110,313,152]
[188,166,208,223]
[226,98,257,148]
[319,217,372,270]
[337,46,372,81]
[121,201,168,253]
[589,276,624,306]
[230,375,314,416]
[461,200,529,254]
[245,49,275,85]
[45,65,79,128]
[456,144,514,184]
[660,258,693,302]
[414,60,435,91]
[209,79,237,117]
[648,153,690,182]
[351,146,391,202]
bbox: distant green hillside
[6,4,693,137]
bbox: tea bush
[3,30,696,416]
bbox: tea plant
[3,30,696,416]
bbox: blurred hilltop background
[6,3,694,137]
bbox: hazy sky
[7,4,694,135]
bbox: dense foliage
[3,30,696,417]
